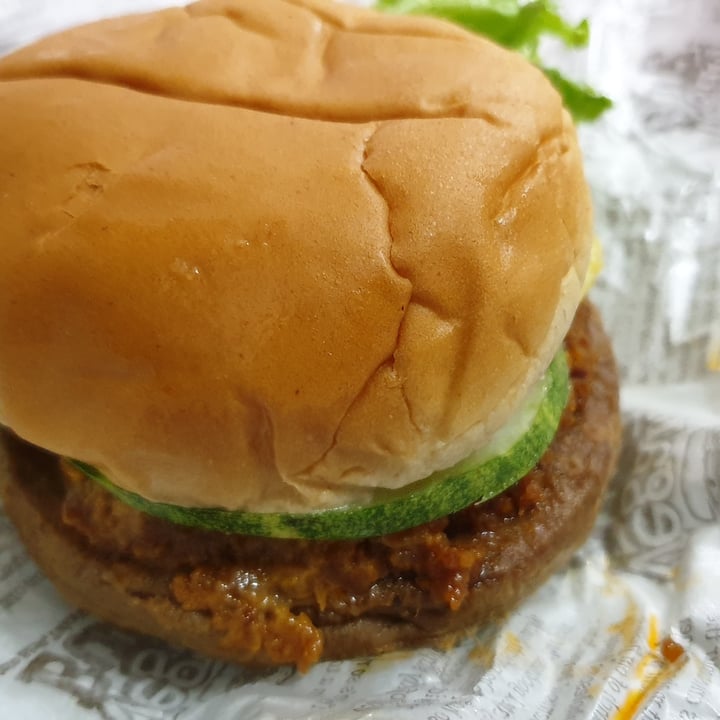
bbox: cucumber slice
[71,352,569,540]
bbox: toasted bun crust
[0,0,592,512]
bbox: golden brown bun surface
[0,0,592,512]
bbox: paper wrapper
[1,0,719,717]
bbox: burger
[0,0,620,671]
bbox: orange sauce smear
[612,615,686,720]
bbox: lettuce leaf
[375,0,611,122]
[540,67,611,121]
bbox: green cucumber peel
[71,351,569,541]
[375,0,612,122]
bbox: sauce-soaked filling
[59,301,620,671]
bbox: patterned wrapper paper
[1,0,719,718]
